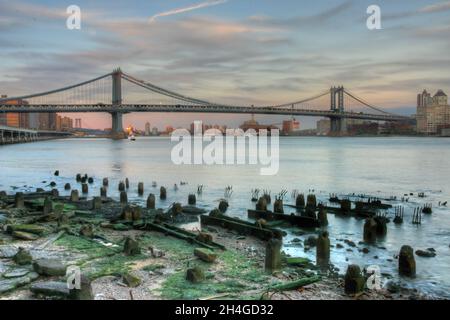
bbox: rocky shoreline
[0,175,437,300]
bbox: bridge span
[0,69,411,138]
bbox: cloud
[149,0,228,23]
[419,1,450,13]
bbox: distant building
[416,89,450,134]
[316,119,331,135]
[282,119,300,135]
[152,127,158,136]
[239,115,277,133]
[0,96,30,128]
[145,122,151,136]
[39,113,57,130]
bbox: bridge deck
[0,104,410,122]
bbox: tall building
[145,122,151,136]
[416,89,450,134]
[0,97,30,128]
[282,119,300,135]
[38,113,57,130]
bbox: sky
[1,0,450,130]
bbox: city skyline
[1,0,450,129]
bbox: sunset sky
[1,0,450,129]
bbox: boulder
[186,267,204,283]
[122,272,141,288]
[13,247,32,265]
[33,259,66,276]
[123,237,141,256]
[398,245,416,277]
[30,281,70,298]
[194,248,217,263]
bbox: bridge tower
[329,86,347,136]
[110,68,125,139]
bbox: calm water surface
[1,136,449,298]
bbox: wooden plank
[248,209,320,228]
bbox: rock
[265,238,282,273]
[79,225,94,238]
[194,248,217,263]
[13,247,32,265]
[0,272,39,294]
[363,218,377,243]
[30,281,70,298]
[15,192,24,208]
[68,274,94,300]
[345,239,357,247]
[186,267,204,283]
[81,183,88,194]
[386,280,401,293]
[344,264,365,295]
[188,194,196,205]
[362,248,370,254]
[218,200,229,213]
[12,231,39,241]
[122,272,141,288]
[33,259,66,276]
[399,245,416,277]
[0,246,19,258]
[160,186,167,200]
[415,249,436,258]
[147,194,156,209]
[336,243,344,249]
[3,268,30,278]
[92,196,102,210]
[138,182,144,196]
[64,183,71,190]
[304,236,317,247]
[43,197,53,214]
[70,190,79,202]
[123,237,141,256]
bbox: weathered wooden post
[219,200,229,213]
[102,178,109,187]
[318,205,328,226]
[64,183,71,190]
[70,190,79,202]
[92,197,102,210]
[265,238,282,273]
[316,231,330,266]
[363,218,377,243]
[160,186,167,200]
[81,183,88,194]
[123,236,141,256]
[399,245,416,278]
[306,194,317,209]
[340,199,351,213]
[118,181,125,192]
[15,192,24,208]
[188,194,196,205]
[88,177,94,184]
[344,265,365,295]
[120,191,128,206]
[147,194,156,209]
[296,193,305,208]
[43,197,53,214]
[100,187,107,198]
[138,182,144,196]
[125,178,130,189]
[273,198,284,214]
[76,174,82,182]
[256,197,267,211]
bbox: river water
[1,136,449,298]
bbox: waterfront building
[316,119,331,135]
[145,122,151,136]
[282,119,300,135]
[239,114,277,133]
[0,96,30,128]
[416,89,450,134]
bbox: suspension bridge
[0,68,410,138]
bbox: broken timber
[134,221,225,250]
[247,209,320,228]
[200,214,282,241]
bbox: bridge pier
[329,117,347,136]
[110,112,125,139]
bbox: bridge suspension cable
[0,72,113,104]
[272,90,330,109]
[343,89,398,116]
